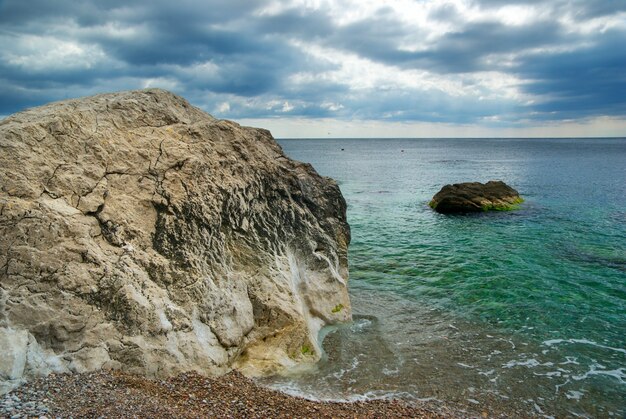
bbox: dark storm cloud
[0,0,624,125]
[0,0,264,27]
[577,2,626,18]
[513,29,626,119]
[0,0,319,106]
[330,15,423,66]
[0,0,351,117]
[250,3,624,109]
[253,5,563,73]
[0,83,51,115]
[408,21,565,73]
[253,7,423,70]
[249,2,626,122]
[428,3,463,24]
[253,7,334,38]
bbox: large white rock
[0,89,351,394]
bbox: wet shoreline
[0,369,492,418]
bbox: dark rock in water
[429,181,523,213]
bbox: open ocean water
[263,138,626,418]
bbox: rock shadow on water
[560,246,626,273]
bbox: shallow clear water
[265,138,626,417]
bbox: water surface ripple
[265,138,626,417]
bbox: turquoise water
[266,138,626,417]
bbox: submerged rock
[429,180,523,213]
[0,89,351,394]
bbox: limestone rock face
[0,89,351,394]
[429,181,523,213]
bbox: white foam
[533,370,563,378]
[351,318,372,332]
[566,390,585,401]
[502,358,554,369]
[560,357,580,365]
[543,339,626,355]
[332,357,360,379]
[382,367,399,376]
[555,379,571,392]
[572,366,626,383]
[264,382,433,403]
[566,411,590,418]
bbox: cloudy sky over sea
[1,0,625,137]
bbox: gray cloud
[408,21,566,73]
[0,0,624,126]
[473,0,626,18]
[513,29,626,119]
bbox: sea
[261,138,626,418]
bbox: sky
[1,0,625,138]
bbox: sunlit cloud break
[1,0,625,137]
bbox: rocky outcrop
[429,181,523,213]
[0,89,351,394]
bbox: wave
[542,338,626,355]
[262,381,437,403]
[572,366,626,384]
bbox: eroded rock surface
[0,89,351,394]
[429,181,523,213]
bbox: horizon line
[276,136,626,140]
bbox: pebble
[1,383,52,418]
[0,370,493,418]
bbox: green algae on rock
[429,180,523,214]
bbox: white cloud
[492,5,543,27]
[321,102,344,112]
[1,0,624,135]
[216,102,231,113]
[141,77,180,90]
[290,40,528,104]
[560,11,626,35]
[1,34,110,72]
[63,20,150,41]
[169,61,221,84]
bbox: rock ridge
[0,89,352,394]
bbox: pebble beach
[0,370,479,418]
